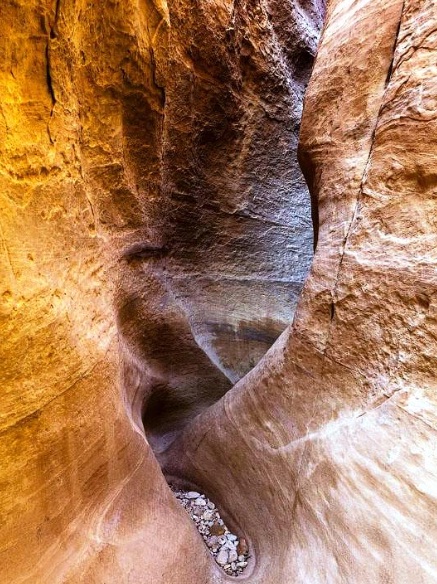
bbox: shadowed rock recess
[2,0,437,583]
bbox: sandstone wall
[164,0,437,582]
[0,0,321,582]
[4,0,435,582]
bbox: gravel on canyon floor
[171,487,250,577]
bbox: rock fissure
[322,0,407,358]
[51,0,61,39]
[45,43,56,109]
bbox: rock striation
[3,0,437,582]
[0,0,321,582]
[164,0,437,582]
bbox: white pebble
[186,491,201,499]
[228,549,238,563]
[171,486,249,577]
[216,549,229,566]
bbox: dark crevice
[384,6,404,88]
[45,43,56,107]
[51,0,61,38]
[122,242,169,261]
[310,189,319,251]
[46,0,62,113]
[149,47,166,108]
[329,301,335,321]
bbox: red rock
[164,1,437,583]
[6,0,437,582]
[0,0,321,582]
[237,537,249,556]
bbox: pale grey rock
[216,549,229,566]
[186,492,200,499]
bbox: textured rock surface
[163,0,437,583]
[4,0,437,582]
[0,0,320,583]
[0,4,205,582]
[121,0,322,443]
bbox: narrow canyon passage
[162,2,437,583]
[116,0,323,452]
[2,0,437,583]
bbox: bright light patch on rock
[171,488,250,577]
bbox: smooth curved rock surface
[0,0,321,582]
[4,0,437,582]
[164,0,437,582]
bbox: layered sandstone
[3,0,437,582]
[0,0,321,582]
[164,0,437,582]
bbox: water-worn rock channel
[171,488,250,577]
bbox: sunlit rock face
[0,0,321,582]
[5,0,437,583]
[163,0,437,583]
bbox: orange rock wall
[0,3,204,583]
[0,0,321,582]
[3,0,437,583]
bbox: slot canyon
[1,0,437,582]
